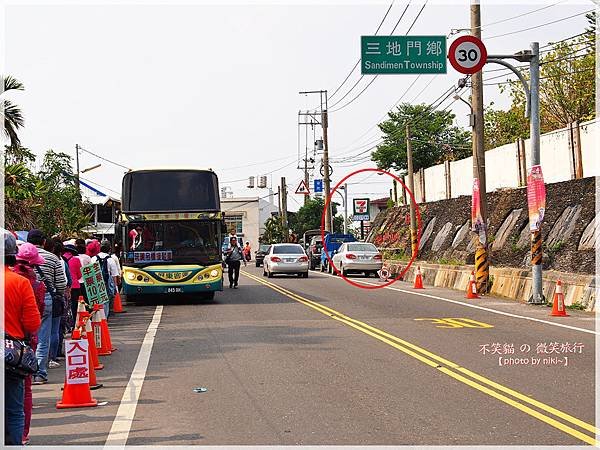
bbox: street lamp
[80,163,101,174]
[453,93,475,128]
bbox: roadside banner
[471,178,483,233]
[527,165,546,232]
[64,339,90,385]
[81,262,110,306]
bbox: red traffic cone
[80,311,104,371]
[466,271,480,299]
[79,318,103,390]
[551,280,569,317]
[113,291,126,313]
[413,266,424,289]
[92,305,111,356]
[56,329,98,409]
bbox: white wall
[412,119,598,201]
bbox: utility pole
[406,125,418,257]
[343,183,348,235]
[529,41,544,304]
[471,1,489,293]
[75,143,81,199]
[280,177,288,242]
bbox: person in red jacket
[3,230,41,446]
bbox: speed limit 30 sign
[448,35,487,74]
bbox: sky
[3,0,595,211]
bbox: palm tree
[1,75,25,148]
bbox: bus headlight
[210,269,219,277]
[127,272,135,281]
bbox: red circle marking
[320,168,422,290]
[448,35,487,75]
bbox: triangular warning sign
[295,180,310,195]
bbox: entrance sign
[527,165,546,232]
[65,339,90,385]
[448,35,487,74]
[81,262,110,306]
[295,180,310,195]
[361,36,447,74]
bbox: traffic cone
[56,329,98,409]
[466,271,480,299]
[75,296,87,326]
[79,317,103,390]
[113,291,126,313]
[413,266,424,289]
[80,311,104,371]
[92,305,111,356]
[96,305,117,353]
[551,280,569,317]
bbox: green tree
[1,76,25,148]
[371,103,471,172]
[259,216,287,244]
[484,14,595,148]
[290,197,343,237]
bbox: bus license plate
[164,287,183,294]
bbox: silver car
[263,243,309,278]
[331,242,382,277]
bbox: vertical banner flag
[81,262,110,306]
[527,165,546,231]
[65,339,90,385]
[471,178,483,232]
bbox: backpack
[97,255,117,298]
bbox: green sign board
[81,262,110,306]
[361,35,447,74]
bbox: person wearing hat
[63,244,82,329]
[4,230,41,445]
[13,243,46,445]
[26,229,67,384]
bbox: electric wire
[78,146,131,171]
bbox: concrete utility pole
[471,1,490,293]
[405,125,418,257]
[280,177,288,241]
[529,41,544,304]
[322,108,333,232]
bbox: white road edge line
[105,305,164,447]
[313,271,597,336]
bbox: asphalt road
[30,266,597,446]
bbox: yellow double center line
[242,271,598,446]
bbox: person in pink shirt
[62,244,82,327]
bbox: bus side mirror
[221,223,227,234]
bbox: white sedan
[263,243,309,278]
[331,242,382,277]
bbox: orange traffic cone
[80,311,104,371]
[113,291,126,313]
[75,296,87,326]
[466,271,480,299]
[79,317,103,390]
[56,329,98,409]
[92,305,111,356]
[551,280,569,317]
[413,266,424,289]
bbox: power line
[485,9,593,40]
[78,146,131,171]
[330,0,429,113]
[328,1,395,102]
[221,159,298,184]
[484,67,595,86]
[479,1,566,30]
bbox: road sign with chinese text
[314,179,323,193]
[65,339,89,385]
[361,36,447,74]
[81,262,109,306]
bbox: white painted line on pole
[314,271,597,336]
[105,305,163,447]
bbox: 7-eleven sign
[353,198,369,215]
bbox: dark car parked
[255,244,271,267]
[307,235,324,270]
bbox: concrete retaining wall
[385,261,596,312]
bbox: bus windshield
[122,170,220,212]
[125,220,220,266]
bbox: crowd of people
[3,228,122,446]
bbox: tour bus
[117,168,225,301]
